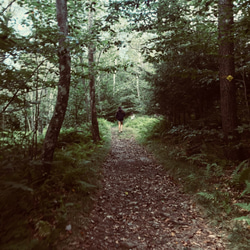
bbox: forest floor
[60,127,228,249]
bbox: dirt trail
[81,128,227,249]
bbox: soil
[62,128,228,249]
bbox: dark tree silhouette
[218,0,237,137]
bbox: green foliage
[0,119,112,249]
[235,203,250,212]
[236,124,250,134]
[234,215,250,225]
[197,190,232,216]
[241,181,250,197]
[129,116,244,217]
[1,0,250,246]
[128,115,250,248]
[197,191,216,202]
[58,125,92,144]
[125,115,163,141]
[140,0,220,122]
[35,220,52,238]
[234,201,250,226]
[227,222,250,250]
[205,163,224,178]
[126,116,206,192]
[0,179,34,247]
[231,160,250,187]
[232,182,250,227]
[231,183,250,249]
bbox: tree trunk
[241,70,250,123]
[113,58,117,96]
[42,0,71,173]
[88,6,100,142]
[136,75,141,100]
[80,56,90,122]
[218,0,237,137]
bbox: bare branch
[0,59,46,114]
[1,0,17,15]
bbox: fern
[77,180,96,189]
[231,160,249,185]
[234,216,250,225]
[35,220,52,238]
[241,181,250,197]
[235,203,250,211]
[234,202,250,225]
[2,181,33,193]
[197,191,215,201]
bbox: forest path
[80,127,227,249]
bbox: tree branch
[0,59,46,114]
[1,0,17,15]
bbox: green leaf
[234,216,250,225]
[197,191,215,200]
[65,203,74,207]
[235,203,250,211]
[2,181,33,193]
[77,180,96,189]
[241,180,250,197]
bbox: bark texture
[42,0,71,171]
[218,0,237,137]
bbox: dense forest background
[1,0,250,249]
[1,0,250,148]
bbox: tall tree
[42,0,71,172]
[218,0,237,136]
[88,1,100,142]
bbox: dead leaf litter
[68,128,227,249]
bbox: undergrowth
[126,115,250,250]
[0,118,111,250]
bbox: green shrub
[125,115,163,141]
[228,222,250,250]
[125,115,250,249]
[0,119,112,249]
[0,181,34,248]
[231,160,250,187]
[197,189,232,216]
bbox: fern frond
[235,203,250,211]
[197,192,215,200]
[231,160,249,184]
[2,181,33,192]
[234,216,250,225]
[77,180,96,189]
[241,181,250,197]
